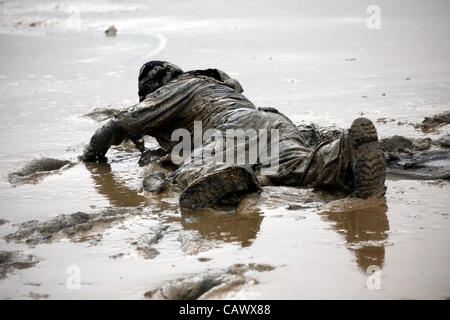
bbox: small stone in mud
[143,172,166,192]
[8,157,73,184]
[198,257,212,262]
[286,204,307,210]
[83,107,120,121]
[0,250,39,280]
[29,21,41,27]
[105,25,117,37]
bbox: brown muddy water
[0,0,449,299]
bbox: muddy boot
[348,118,386,198]
[179,166,260,211]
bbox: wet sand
[0,0,449,299]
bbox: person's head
[138,61,183,102]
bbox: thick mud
[0,0,449,299]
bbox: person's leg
[265,117,386,198]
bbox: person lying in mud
[81,61,386,211]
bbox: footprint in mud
[144,263,276,300]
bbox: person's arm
[81,77,202,162]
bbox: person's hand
[80,119,126,162]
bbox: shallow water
[0,0,449,299]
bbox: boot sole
[349,118,386,198]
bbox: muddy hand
[81,119,127,162]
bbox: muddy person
[82,61,386,211]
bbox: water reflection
[179,211,264,248]
[85,161,263,247]
[84,162,146,208]
[321,199,389,272]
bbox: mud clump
[5,209,127,246]
[144,263,275,300]
[380,135,450,180]
[104,25,117,37]
[134,225,169,259]
[83,107,121,122]
[415,111,450,133]
[178,230,215,255]
[0,251,40,280]
[380,136,413,153]
[386,150,450,180]
[143,172,166,192]
[26,292,50,300]
[8,157,73,184]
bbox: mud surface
[0,0,449,300]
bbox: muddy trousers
[163,130,352,205]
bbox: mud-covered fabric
[83,70,352,192]
[138,61,184,102]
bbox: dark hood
[138,61,184,102]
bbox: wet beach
[0,0,449,299]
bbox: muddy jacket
[83,70,351,192]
